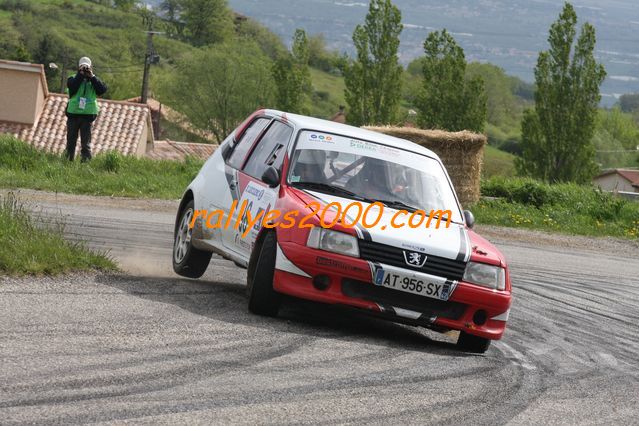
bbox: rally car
[173,109,512,353]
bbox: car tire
[247,230,281,317]
[457,331,491,353]
[173,200,212,278]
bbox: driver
[346,157,393,200]
[292,150,326,183]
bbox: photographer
[65,57,107,162]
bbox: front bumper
[275,241,512,340]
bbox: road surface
[1,190,638,424]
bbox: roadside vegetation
[0,192,116,275]
[474,178,639,239]
[0,136,202,199]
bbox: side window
[242,121,293,179]
[227,118,270,169]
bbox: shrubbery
[476,177,639,238]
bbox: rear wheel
[173,200,211,278]
[247,231,281,317]
[457,331,491,353]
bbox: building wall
[136,123,149,157]
[0,68,44,124]
[594,174,636,192]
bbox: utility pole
[141,31,163,104]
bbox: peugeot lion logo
[403,250,427,267]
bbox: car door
[222,120,293,261]
[201,117,271,246]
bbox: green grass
[307,68,346,119]
[473,177,639,239]
[483,145,516,178]
[0,192,117,275]
[0,136,203,199]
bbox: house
[593,169,639,193]
[0,59,216,161]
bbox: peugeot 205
[172,109,512,353]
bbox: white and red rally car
[173,110,512,353]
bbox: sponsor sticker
[401,243,426,252]
[309,133,334,143]
[316,256,366,273]
[440,282,451,300]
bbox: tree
[466,63,522,128]
[273,29,311,113]
[236,18,286,60]
[159,0,184,37]
[113,0,135,12]
[162,40,275,142]
[618,93,639,113]
[416,30,487,132]
[181,0,233,47]
[343,0,403,126]
[33,32,64,89]
[516,2,606,183]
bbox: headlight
[463,262,506,290]
[307,227,359,258]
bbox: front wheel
[457,331,491,353]
[173,200,211,278]
[247,231,281,317]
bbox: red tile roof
[0,121,35,141]
[146,140,217,161]
[597,169,639,188]
[1,93,152,156]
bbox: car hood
[304,190,471,262]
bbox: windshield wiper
[376,199,423,213]
[292,182,371,201]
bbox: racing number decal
[235,181,274,249]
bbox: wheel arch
[175,189,195,237]
[247,227,274,280]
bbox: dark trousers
[66,115,94,161]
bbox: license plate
[373,266,453,301]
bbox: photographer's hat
[78,57,92,67]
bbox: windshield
[288,131,463,223]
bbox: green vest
[67,79,100,115]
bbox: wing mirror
[463,210,475,229]
[220,141,233,160]
[261,166,280,188]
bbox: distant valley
[226,0,639,106]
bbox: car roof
[263,109,440,161]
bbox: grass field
[0,136,203,199]
[474,177,639,239]
[482,145,516,178]
[308,68,347,119]
[0,192,117,275]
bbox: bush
[96,150,123,173]
[476,177,639,238]
[0,0,33,12]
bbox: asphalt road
[1,190,638,424]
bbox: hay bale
[364,126,486,206]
